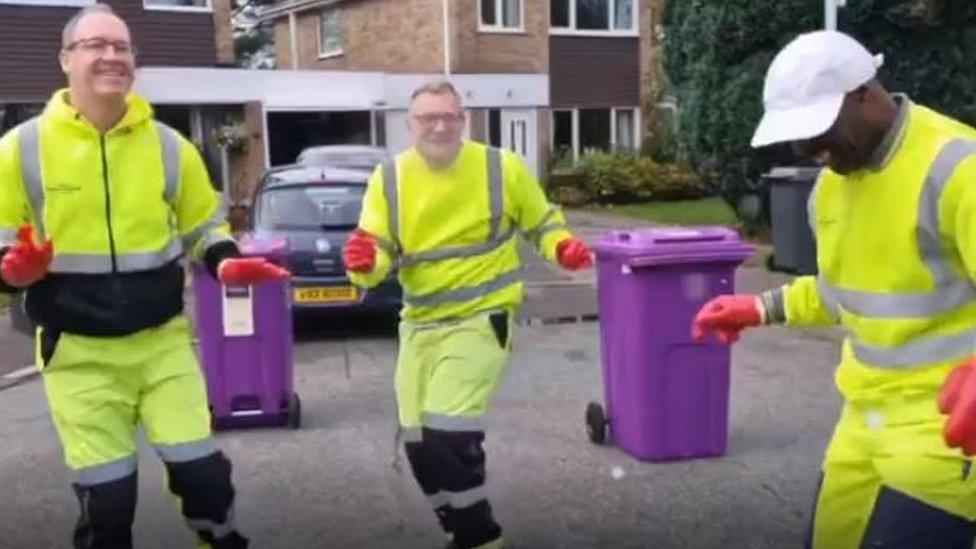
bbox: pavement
[0,210,848,548]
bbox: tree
[662,0,976,208]
[233,0,277,69]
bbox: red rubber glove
[556,237,594,270]
[1,225,53,288]
[940,359,976,455]
[691,294,763,345]
[344,228,378,273]
[218,257,290,286]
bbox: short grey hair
[62,4,118,48]
[410,81,462,102]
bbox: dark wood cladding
[549,35,640,108]
[0,2,216,102]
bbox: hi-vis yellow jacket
[350,141,572,323]
[0,90,236,336]
[762,98,976,402]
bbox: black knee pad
[861,486,976,548]
[164,451,235,523]
[72,472,137,549]
[422,429,487,491]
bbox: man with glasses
[693,30,976,547]
[344,82,593,548]
[0,5,289,547]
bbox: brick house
[260,0,666,177]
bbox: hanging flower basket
[213,121,249,153]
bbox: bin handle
[625,248,755,269]
[651,233,726,244]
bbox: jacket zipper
[99,135,118,272]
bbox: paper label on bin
[222,285,254,337]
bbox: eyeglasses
[412,113,464,128]
[65,38,137,57]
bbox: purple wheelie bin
[192,237,300,430]
[588,227,754,461]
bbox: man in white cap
[692,30,976,547]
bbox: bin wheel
[287,393,301,429]
[586,402,607,445]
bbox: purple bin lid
[593,226,755,267]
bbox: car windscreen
[255,184,365,230]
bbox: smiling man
[345,82,593,548]
[692,31,976,547]
[0,5,289,548]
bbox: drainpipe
[289,11,299,70]
[442,0,451,75]
[825,0,847,30]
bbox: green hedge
[662,0,976,204]
[548,152,706,206]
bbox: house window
[143,0,210,11]
[487,109,502,148]
[550,0,636,33]
[318,8,343,58]
[552,107,639,160]
[479,0,522,31]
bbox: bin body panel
[193,239,295,430]
[594,227,753,461]
[768,167,819,275]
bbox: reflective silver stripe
[187,507,236,539]
[915,138,976,305]
[816,278,840,319]
[18,118,45,240]
[446,486,488,509]
[531,223,568,245]
[182,203,229,253]
[382,160,400,253]
[487,147,503,240]
[422,413,485,432]
[376,235,397,256]
[52,239,183,273]
[428,492,450,509]
[73,455,137,486]
[401,426,423,444]
[0,227,17,247]
[819,279,975,319]
[154,438,217,463]
[155,122,181,205]
[401,227,516,267]
[404,268,521,308]
[850,329,976,368]
[524,206,561,242]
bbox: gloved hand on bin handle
[691,294,765,345]
[218,257,291,286]
[1,225,53,288]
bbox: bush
[560,152,707,205]
[662,0,976,205]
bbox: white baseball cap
[751,31,885,148]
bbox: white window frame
[317,7,344,59]
[143,0,212,13]
[551,107,640,161]
[550,0,639,37]
[478,0,525,34]
[0,0,92,6]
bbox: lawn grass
[589,196,738,227]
